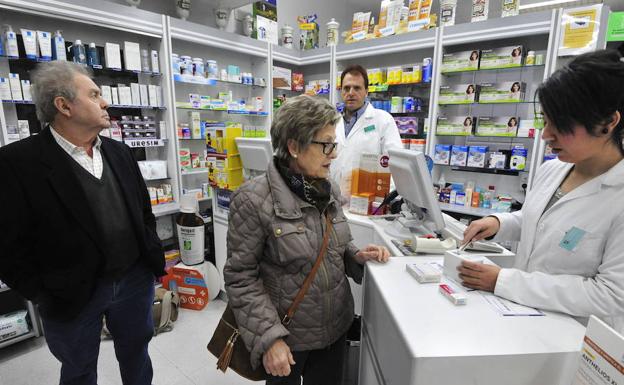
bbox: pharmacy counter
[360,257,585,385]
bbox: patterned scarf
[275,157,331,212]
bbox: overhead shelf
[439,202,500,217]
[152,202,180,217]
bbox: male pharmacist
[0,61,165,385]
[331,64,402,202]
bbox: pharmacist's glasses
[311,140,338,155]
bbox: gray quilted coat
[224,160,363,369]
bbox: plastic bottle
[326,18,340,47]
[472,190,480,208]
[51,30,66,61]
[437,173,446,189]
[70,39,86,64]
[87,43,100,67]
[176,194,205,266]
[526,51,535,66]
[141,49,151,72]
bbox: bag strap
[281,214,332,326]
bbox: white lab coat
[491,158,624,333]
[330,104,403,200]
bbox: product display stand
[167,16,271,292]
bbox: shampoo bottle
[70,39,87,64]
[87,42,100,67]
[52,30,67,61]
[4,25,19,58]
[176,194,205,266]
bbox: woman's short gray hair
[31,61,93,124]
[271,95,340,162]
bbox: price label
[124,139,164,148]
[408,19,428,32]
[352,31,366,41]
[380,26,396,36]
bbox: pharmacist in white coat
[331,64,402,201]
[458,50,624,333]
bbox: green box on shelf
[436,116,474,136]
[480,46,523,70]
[439,84,476,105]
[478,82,525,103]
[476,116,519,137]
[441,50,480,73]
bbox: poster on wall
[572,315,624,385]
[558,4,603,57]
[253,1,278,45]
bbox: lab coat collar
[345,104,375,140]
[601,158,624,187]
[555,158,624,207]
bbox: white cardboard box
[123,41,141,72]
[105,42,122,69]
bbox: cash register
[385,148,505,255]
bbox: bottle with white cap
[176,193,205,266]
[326,18,339,47]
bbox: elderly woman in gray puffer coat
[224,95,390,385]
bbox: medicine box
[0,78,12,100]
[0,310,29,342]
[272,66,292,90]
[436,116,474,136]
[510,146,528,170]
[441,50,480,73]
[434,144,452,165]
[438,84,476,104]
[450,145,468,167]
[479,45,523,70]
[406,262,442,283]
[443,249,486,284]
[478,82,525,103]
[467,146,488,167]
[395,117,418,135]
[488,152,508,169]
[9,73,22,101]
[476,116,519,137]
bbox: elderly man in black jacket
[0,61,165,385]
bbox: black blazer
[0,127,165,320]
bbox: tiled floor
[0,298,255,385]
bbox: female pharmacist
[458,50,624,334]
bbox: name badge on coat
[559,227,587,251]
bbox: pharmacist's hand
[462,216,500,245]
[457,261,501,292]
[355,244,390,264]
[263,339,295,377]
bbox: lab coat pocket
[547,229,605,274]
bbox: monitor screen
[235,137,273,172]
[388,148,445,232]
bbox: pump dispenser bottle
[52,30,67,61]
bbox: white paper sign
[256,15,278,45]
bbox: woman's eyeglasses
[311,140,338,155]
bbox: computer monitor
[235,137,273,172]
[387,148,445,233]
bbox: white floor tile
[0,298,244,385]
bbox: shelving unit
[167,16,271,291]
[335,29,439,147]
[271,45,333,110]
[424,10,562,216]
[0,0,180,219]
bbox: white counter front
[360,257,585,385]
